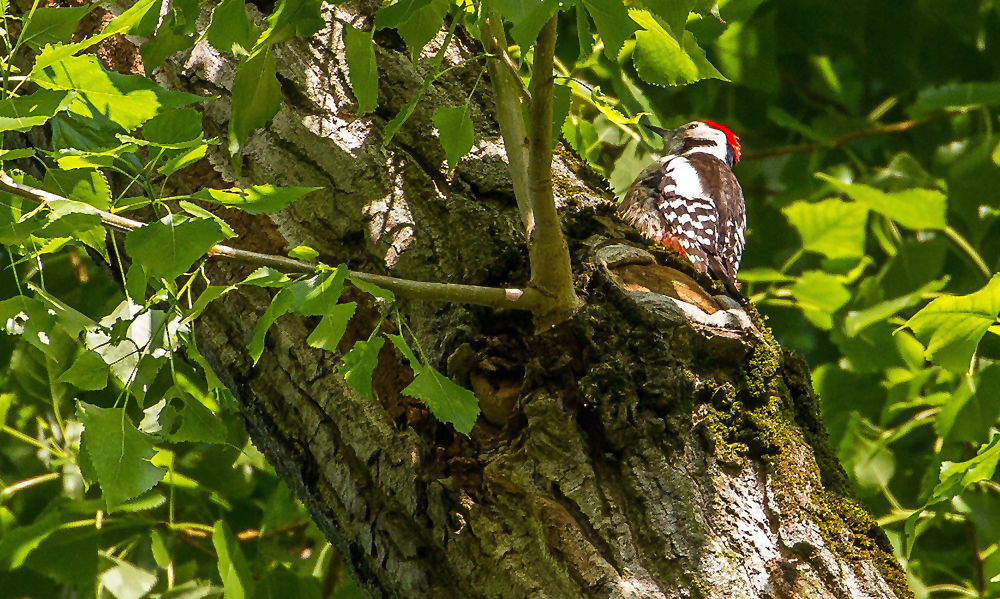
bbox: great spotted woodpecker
[618,121,746,297]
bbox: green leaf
[576,3,593,57]
[649,0,695,40]
[258,568,322,599]
[21,524,99,586]
[383,93,421,145]
[339,337,386,399]
[33,55,203,132]
[142,107,203,148]
[255,0,324,50]
[908,82,1000,118]
[181,285,235,325]
[100,556,158,599]
[35,200,107,257]
[432,105,474,174]
[180,201,237,238]
[125,263,148,304]
[489,0,535,23]
[348,275,395,301]
[402,365,480,435]
[630,10,727,86]
[140,12,197,74]
[55,144,139,171]
[782,198,869,260]
[206,0,255,54]
[307,303,356,351]
[229,47,282,158]
[0,393,12,427]
[385,333,420,366]
[41,199,103,242]
[77,402,166,512]
[43,168,111,210]
[84,301,178,396]
[582,0,639,58]
[213,521,254,599]
[837,414,894,490]
[376,0,449,62]
[0,296,57,354]
[126,214,228,281]
[843,277,949,337]
[0,148,36,161]
[374,0,433,28]
[150,530,170,569]
[551,83,572,146]
[168,0,201,35]
[791,271,851,330]
[768,106,832,144]
[288,245,318,260]
[738,268,796,284]
[0,89,75,132]
[172,393,227,444]
[510,0,560,50]
[243,266,291,287]
[817,173,948,231]
[141,398,177,436]
[29,0,162,74]
[18,6,91,50]
[248,286,296,364]
[291,268,349,315]
[903,434,1000,557]
[937,365,1000,444]
[56,350,109,391]
[192,184,321,214]
[343,24,378,116]
[113,0,163,36]
[902,274,1000,373]
[159,144,208,176]
[0,510,64,570]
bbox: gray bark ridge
[156,5,913,598]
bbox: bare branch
[744,111,957,161]
[480,18,530,103]
[0,172,544,311]
[525,17,581,328]
[483,13,533,230]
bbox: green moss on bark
[699,326,913,598]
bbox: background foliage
[1,0,999,597]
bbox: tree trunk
[153,4,912,598]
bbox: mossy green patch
[701,346,913,598]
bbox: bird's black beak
[641,123,671,136]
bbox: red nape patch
[702,121,741,162]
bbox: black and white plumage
[618,120,746,297]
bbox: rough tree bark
[141,3,912,598]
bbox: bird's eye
[687,123,697,130]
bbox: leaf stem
[945,226,992,280]
[0,171,545,312]
[0,472,60,498]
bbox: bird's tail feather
[707,254,742,299]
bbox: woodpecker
[618,120,746,297]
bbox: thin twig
[0,172,544,311]
[481,17,530,103]
[484,13,532,230]
[525,17,581,328]
[744,112,957,161]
